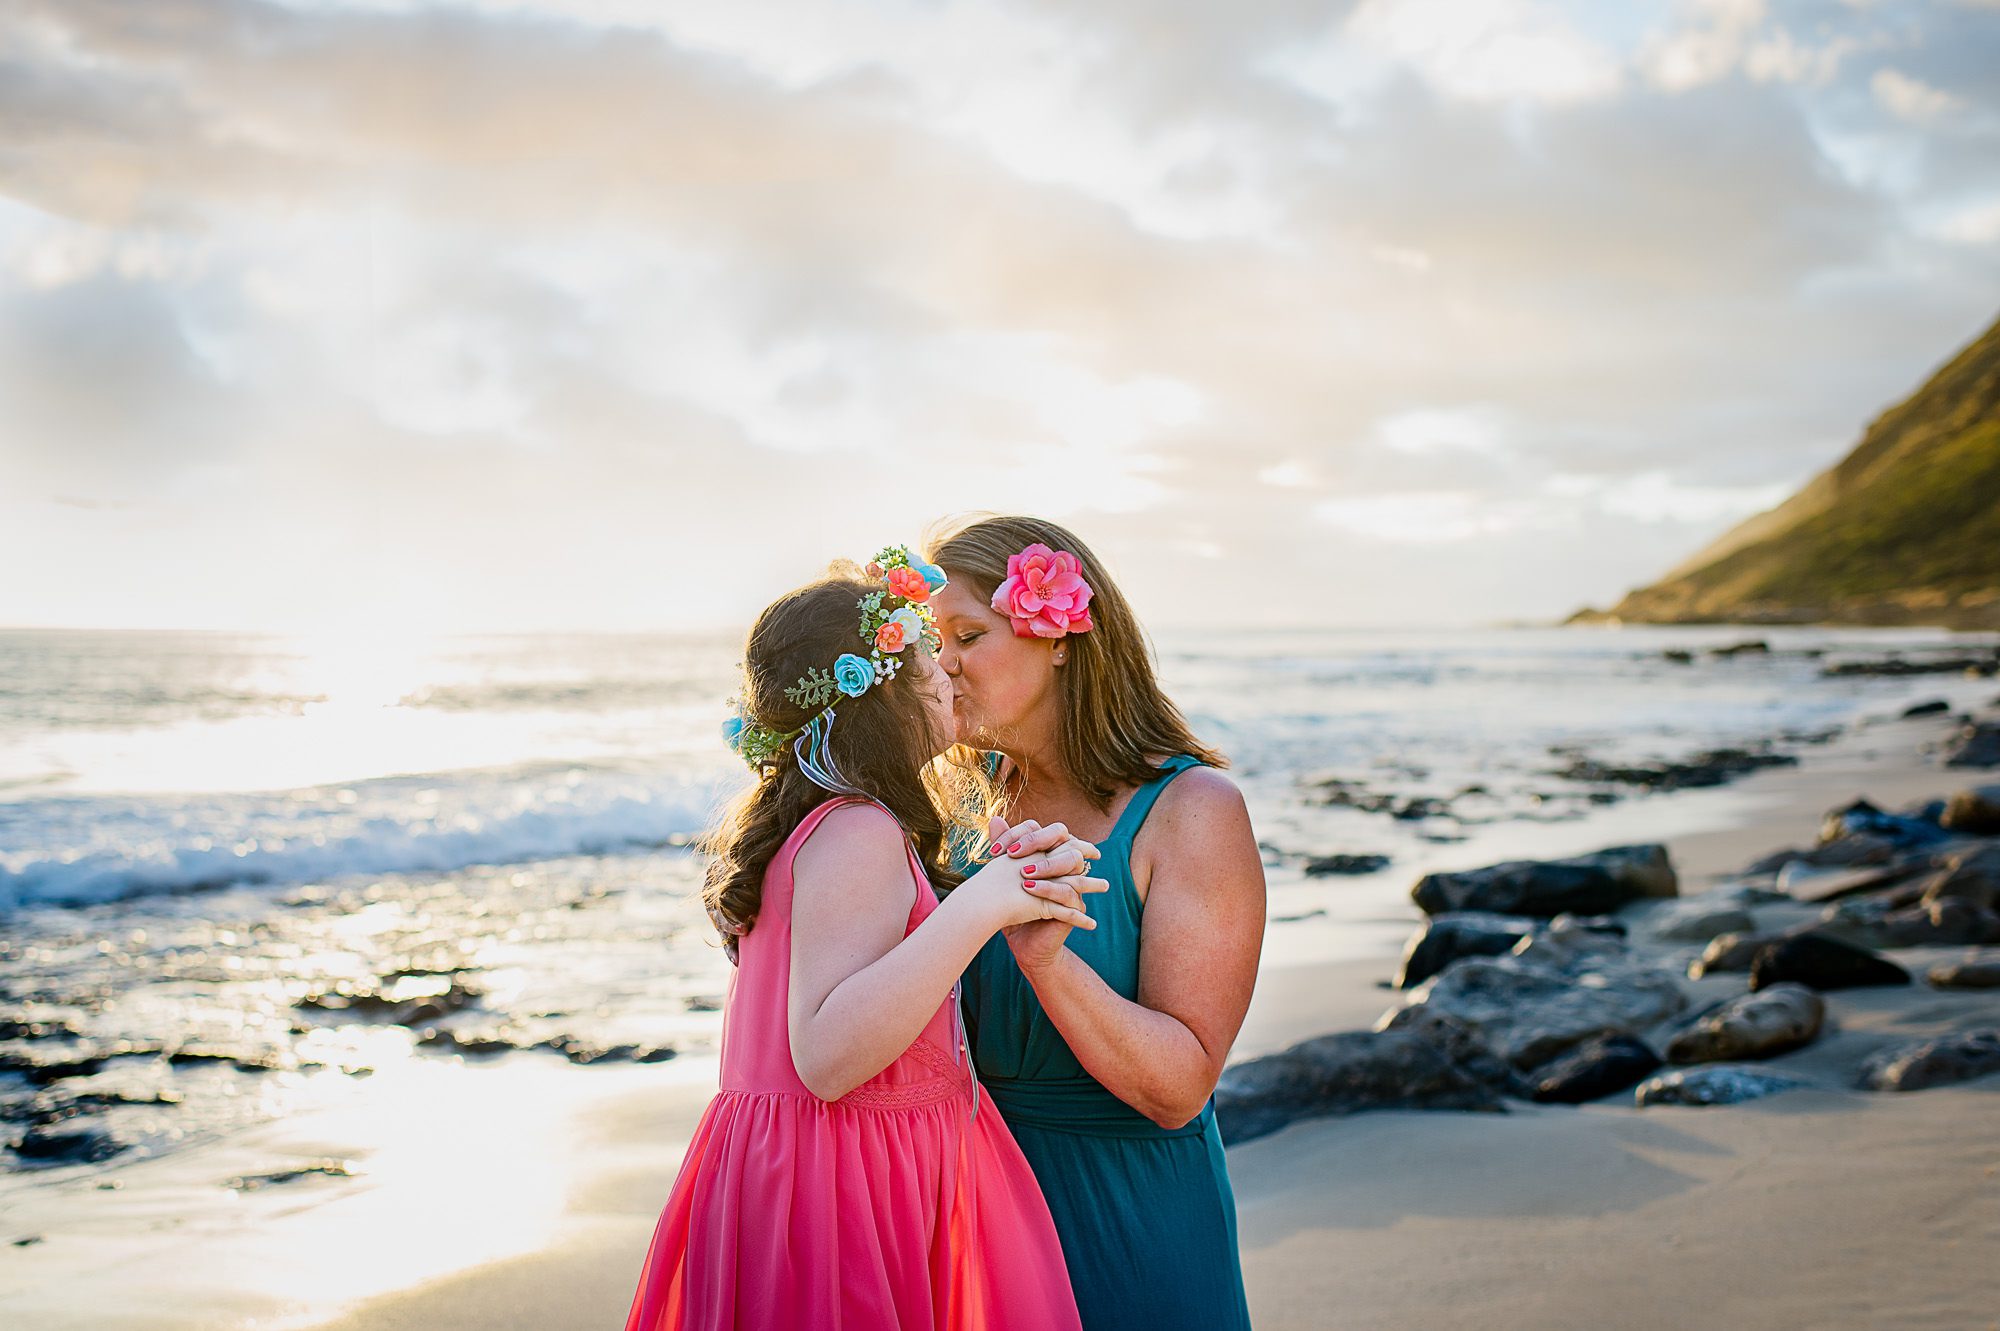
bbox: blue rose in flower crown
[832,653,875,697]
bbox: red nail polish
[1007,842,1022,854]
[1022,865,1036,876]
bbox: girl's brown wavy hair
[922,514,1226,812]
[700,565,994,958]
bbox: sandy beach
[1232,713,2000,1331]
[5,704,1999,1331]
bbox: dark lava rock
[1795,833,1901,870]
[166,1048,286,1074]
[18,1088,182,1129]
[1662,649,1694,664]
[1395,940,1687,1072]
[1818,798,1948,850]
[1552,748,1795,793]
[1394,912,1536,989]
[1928,956,2000,989]
[1923,846,2000,911]
[1548,913,1629,936]
[1821,895,2000,949]
[1901,699,1952,718]
[1776,854,1934,903]
[296,976,485,1027]
[1945,721,2000,769]
[1650,900,1756,943]
[1941,786,2000,835]
[1665,983,1823,1063]
[1296,855,1392,875]
[1824,653,2000,678]
[1299,777,1397,814]
[1750,935,1912,991]
[226,1159,358,1191]
[1214,1024,1509,1145]
[1373,1006,1526,1098]
[0,1050,108,1085]
[1527,1034,1662,1104]
[1743,847,1809,875]
[538,1036,676,1066]
[417,1028,523,1056]
[0,1041,160,1086]
[1304,853,1392,877]
[1689,932,1778,978]
[0,1018,86,1041]
[1858,1029,2000,1091]
[12,1124,128,1165]
[1710,640,1771,657]
[1635,1066,1804,1107]
[1412,844,1677,918]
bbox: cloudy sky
[3,0,1997,634]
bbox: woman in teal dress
[923,515,1267,1331]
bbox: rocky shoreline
[1219,693,2000,1144]
[0,851,713,1174]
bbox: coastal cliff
[1572,312,2000,629]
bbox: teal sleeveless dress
[959,754,1252,1331]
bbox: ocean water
[2,623,1995,1173]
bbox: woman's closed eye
[955,631,985,647]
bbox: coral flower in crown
[992,543,1095,639]
[884,566,933,604]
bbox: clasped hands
[962,814,1107,941]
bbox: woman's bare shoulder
[1137,765,1253,863]
[1155,764,1247,820]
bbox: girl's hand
[984,815,1104,974]
[957,848,1106,933]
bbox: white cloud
[1315,491,1550,543]
[1256,461,1314,488]
[1932,197,2000,245]
[1547,470,1793,524]
[1640,0,1767,92]
[1344,0,1624,105]
[1371,407,1509,457]
[1871,67,1968,124]
[1640,0,1870,92]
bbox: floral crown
[722,545,948,772]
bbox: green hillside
[1574,312,2000,629]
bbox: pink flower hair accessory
[991,542,1095,639]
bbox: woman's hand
[983,815,1099,879]
[957,828,1107,934]
[983,814,1102,973]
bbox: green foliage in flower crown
[784,665,841,711]
[733,720,791,768]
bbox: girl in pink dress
[625,549,1099,1331]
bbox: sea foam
[0,761,726,913]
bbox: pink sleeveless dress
[624,798,1083,1331]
